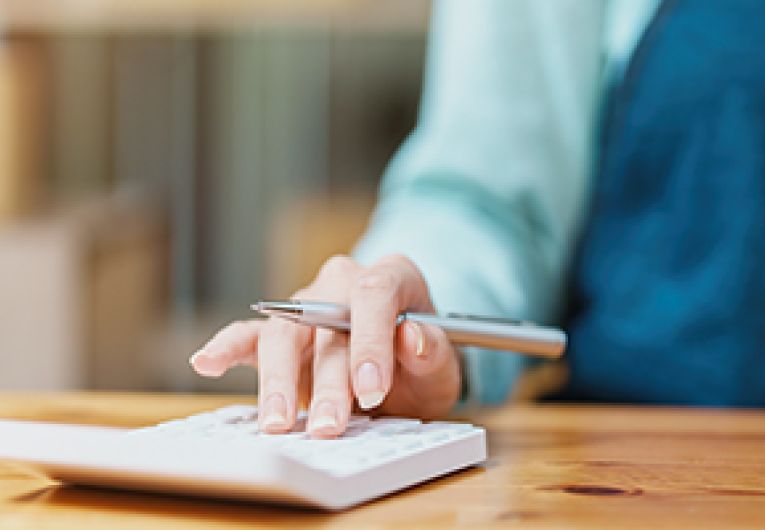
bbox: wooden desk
[1,392,764,529]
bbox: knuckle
[382,253,426,286]
[211,320,246,342]
[314,334,348,358]
[320,254,355,276]
[259,373,291,391]
[228,320,251,333]
[310,385,349,403]
[379,253,414,270]
[355,270,397,293]
[352,339,390,362]
[265,316,302,337]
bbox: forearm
[354,0,603,404]
[354,188,560,405]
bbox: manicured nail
[189,350,224,377]
[309,401,338,434]
[411,322,426,358]
[260,393,288,431]
[189,350,203,364]
[356,361,385,410]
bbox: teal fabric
[565,0,765,406]
[354,1,657,404]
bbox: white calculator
[0,405,487,510]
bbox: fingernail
[356,361,385,410]
[260,393,288,431]
[189,350,224,377]
[309,401,338,434]
[189,350,203,364]
[411,322,426,358]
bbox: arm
[188,0,606,439]
[355,0,604,404]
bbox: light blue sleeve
[354,0,604,405]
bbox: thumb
[395,319,454,377]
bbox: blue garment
[354,1,651,405]
[565,0,765,406]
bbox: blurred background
[0,0,429,393]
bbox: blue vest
[564,0,765,406]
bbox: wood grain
[1,392,764,529]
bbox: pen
[252,300,566,358]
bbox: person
[189,0,765,438]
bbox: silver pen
[252,300,566,358]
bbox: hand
[190,254,462,438]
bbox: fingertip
[260,413,290,433]
[189,350,226,377]
[307,401,344,439]
[357,390,386,410]
[259,393,292,433]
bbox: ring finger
[307,328,352,438]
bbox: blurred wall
[0,16,427,392]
